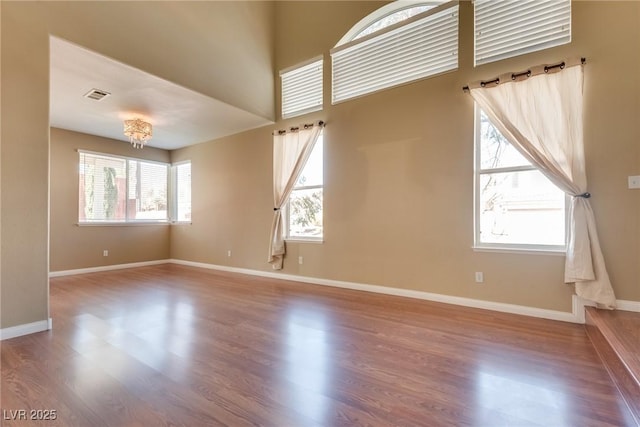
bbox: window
[172,162,192,223]
[331,1,458,104]
[351,4,434,40]
[474,0,571,66]
[475,109,566,250]
[79,151,168,223]
[128,159,168,221]
[280,57,323,119]
[286,133,323,240]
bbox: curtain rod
[273,120,325,136]
[462,57,586,93]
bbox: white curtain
[268,122,324,270]
[469,64,617,309]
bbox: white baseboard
[169,259,582,324]
[1,318,52,341]
[47,258,640,324]
[617,299,640,312]
[49,259,171,277]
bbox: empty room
[1,1,639,426]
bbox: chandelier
[124,119,152,149]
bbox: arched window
[331,1,458,104]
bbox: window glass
[296,139,323,187]
[287,135,323,240]
[479,112,530,169]
[289,188,323,239]
[352,5,434,40]
[79,153,127,222]
[478,171,565,246]
[79,152,170,223]
[128,160,168,220]
[175,162,192,222]
[476,109,566,249]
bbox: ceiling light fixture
[124,118,152,149]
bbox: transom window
[474,0,571,66]
[475,109,566,250]
[351,4,436,40]
[286,133,323,241]
[331,1,458,104]
[280,57,323,119]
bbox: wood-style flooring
[586,306,640,425]
[1,264,636,426]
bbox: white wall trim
[0,318,52,341]
[47,259,640,323]
[617,299,640,312]
[169,259,582,324]
[49,259,171,277]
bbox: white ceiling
[50,37,273,150]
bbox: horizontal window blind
[475,0,571,66]
[281,58,323,119]
[79,152,127,222]
[128,160,168,221]
[78,151,169,223]
[331,1,459,104]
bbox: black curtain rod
[462,57,586,93]
[274,120,325,135]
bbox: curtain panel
[468,63,617,308]
[268,122,324,270]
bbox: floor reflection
[475,363,568,426]
[70,296,196,380]
[284,306,332,424]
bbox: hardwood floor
[586,306,640,424]
[1,264,636,426]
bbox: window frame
[170,160,192,224]
[284,133,324,243]
[78,150,171,225]
[473,107,568,253]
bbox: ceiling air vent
[84,88,111,101]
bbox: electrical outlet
[227,250,232,257]
[475,272,484,283]
[103,250,109,257]
[628,175,640,189]
[298,256,303,265]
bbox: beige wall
[170,127,273,268]
[1,1,275,329]
[170,1,640,313]
[50,128,171,272]
[1,4,50,329]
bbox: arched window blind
[331,1,459,104]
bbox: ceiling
[49,37,273,150]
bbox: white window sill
[472,246,566,256]
[285,238,324,244]
[77,221,170,227]
[170,221,192,225]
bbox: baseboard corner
[0,318,52,341]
